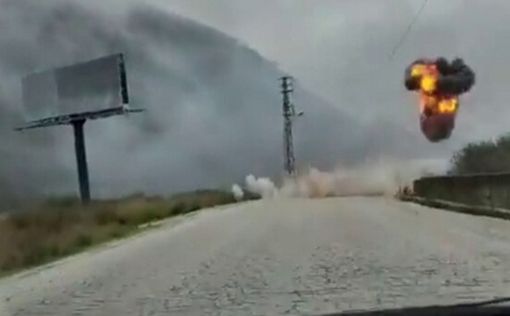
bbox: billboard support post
[72,119,90,204]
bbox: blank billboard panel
[22,54,129,121]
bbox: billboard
[22,54,129,121]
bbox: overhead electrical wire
[389,0,430,61]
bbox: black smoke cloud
[435,58,476,95]
[0,0,421,207]
[405,57,476,96]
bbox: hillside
[0,0,417,205]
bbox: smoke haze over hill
[0,0,458,206]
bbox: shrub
[0,189,237,275]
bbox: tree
[449,133,510,174]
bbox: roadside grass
[0,190,240,276]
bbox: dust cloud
[231,184,244,201]
[237,159,445,199]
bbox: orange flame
[419,94,458,114]
[411,63,438,94]
[438,97,458,113]
[412,63,458,115]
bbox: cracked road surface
[2,197,510,315]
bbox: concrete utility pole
[280,76,303,176]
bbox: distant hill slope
[0,0,417,204]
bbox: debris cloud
[236,159,444,200]
[231,184,244,201]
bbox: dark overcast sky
[165,0,510,143]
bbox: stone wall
[413,173,510,209]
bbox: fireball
[404,57,475,142]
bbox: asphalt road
[2,197,510,316]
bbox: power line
[389,0,430,61]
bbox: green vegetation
[0,190,239,275]
[449,134,510,174]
